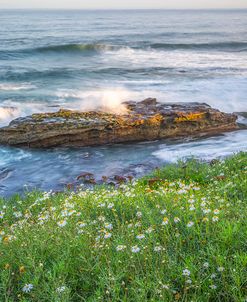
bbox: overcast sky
[0,0,247,9]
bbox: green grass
[0,152,246,302]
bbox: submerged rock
[0,98,239,148]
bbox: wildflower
[160,209,167,214]
[13,211,23,218]
[104,223,113,230]
[209,284,217,289]
[136,212,142,218]
[187,221,194,228]
[217,267,224,272]
[131,246,140,253]
[185,279,192,284]
[0,211,4,219]
[19,266,25,273]
[98,216,105,222]
[193,186,200,191]
[202,217,209,222]
[77,222,87,228]
[154,246,162,252]
[203,262,209,268]
[189,206,195,211]
[188,199,195,204]
[211,273,216,279]
[56,286,66,293]
[182,269,191,276]
[162,284,169,290]
[162,217,169,225]
[145,227,154,234]
[174,217,180,223]
[104,232,112,239]
[95,235,101,242]
[116,245,126,252]
[57,220,67,227]
[212,216,219,222]
[203,208,211,214]
[107,203,114,209]
[213,209,220,215]
[136,234,145,240]
[22,284,34,293]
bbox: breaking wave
[1,41,247,60]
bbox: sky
[0,0,247,9]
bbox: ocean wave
[35,43,123,53]
[2,41,247,60]
[0,83,36,91]
[0,43,126,59]
[149,41,247,51]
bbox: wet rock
[77,172,96,184]
[0,98,239,148]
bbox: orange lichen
[175,112,205,122]
[147,114,163,125]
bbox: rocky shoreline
[0,98,239,148]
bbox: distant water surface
[0,9,246,196]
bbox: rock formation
[0,98,239,148]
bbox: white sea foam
[0,147,32,167]
[56,87,135,114]
[0,83,36,91]
[0,107,21,126]
[0,101,57,126]
[152,130,247,163]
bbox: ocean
[0,9,247,196]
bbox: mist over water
[0,9,246,196]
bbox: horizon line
[1,7,247,10]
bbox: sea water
[0,9,246,196]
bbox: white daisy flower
[131,246,140,253]
[104,232,112,239]
[182,269,191,276]
[136,234,145,240]
[187,221,194,228]
[22,284,34,293]
[104,223,113,230]
[217,266,224,272]
[57,220,67,227]
[212,216,219,222]
[56,286,66,293]
[116,245,126,252]
[154,246,162,252]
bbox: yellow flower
[3,236,9,244]
[162,217,169,225]
[19,266,25,273]
[4,263,10,269]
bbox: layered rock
[0,98,239,148]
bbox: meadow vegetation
[0,152,246,302]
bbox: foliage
[0,152,246,301]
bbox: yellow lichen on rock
[175,112,206,122]
[147,114,163,125]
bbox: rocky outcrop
[0,98,239,148]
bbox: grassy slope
[0,152,246,302]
